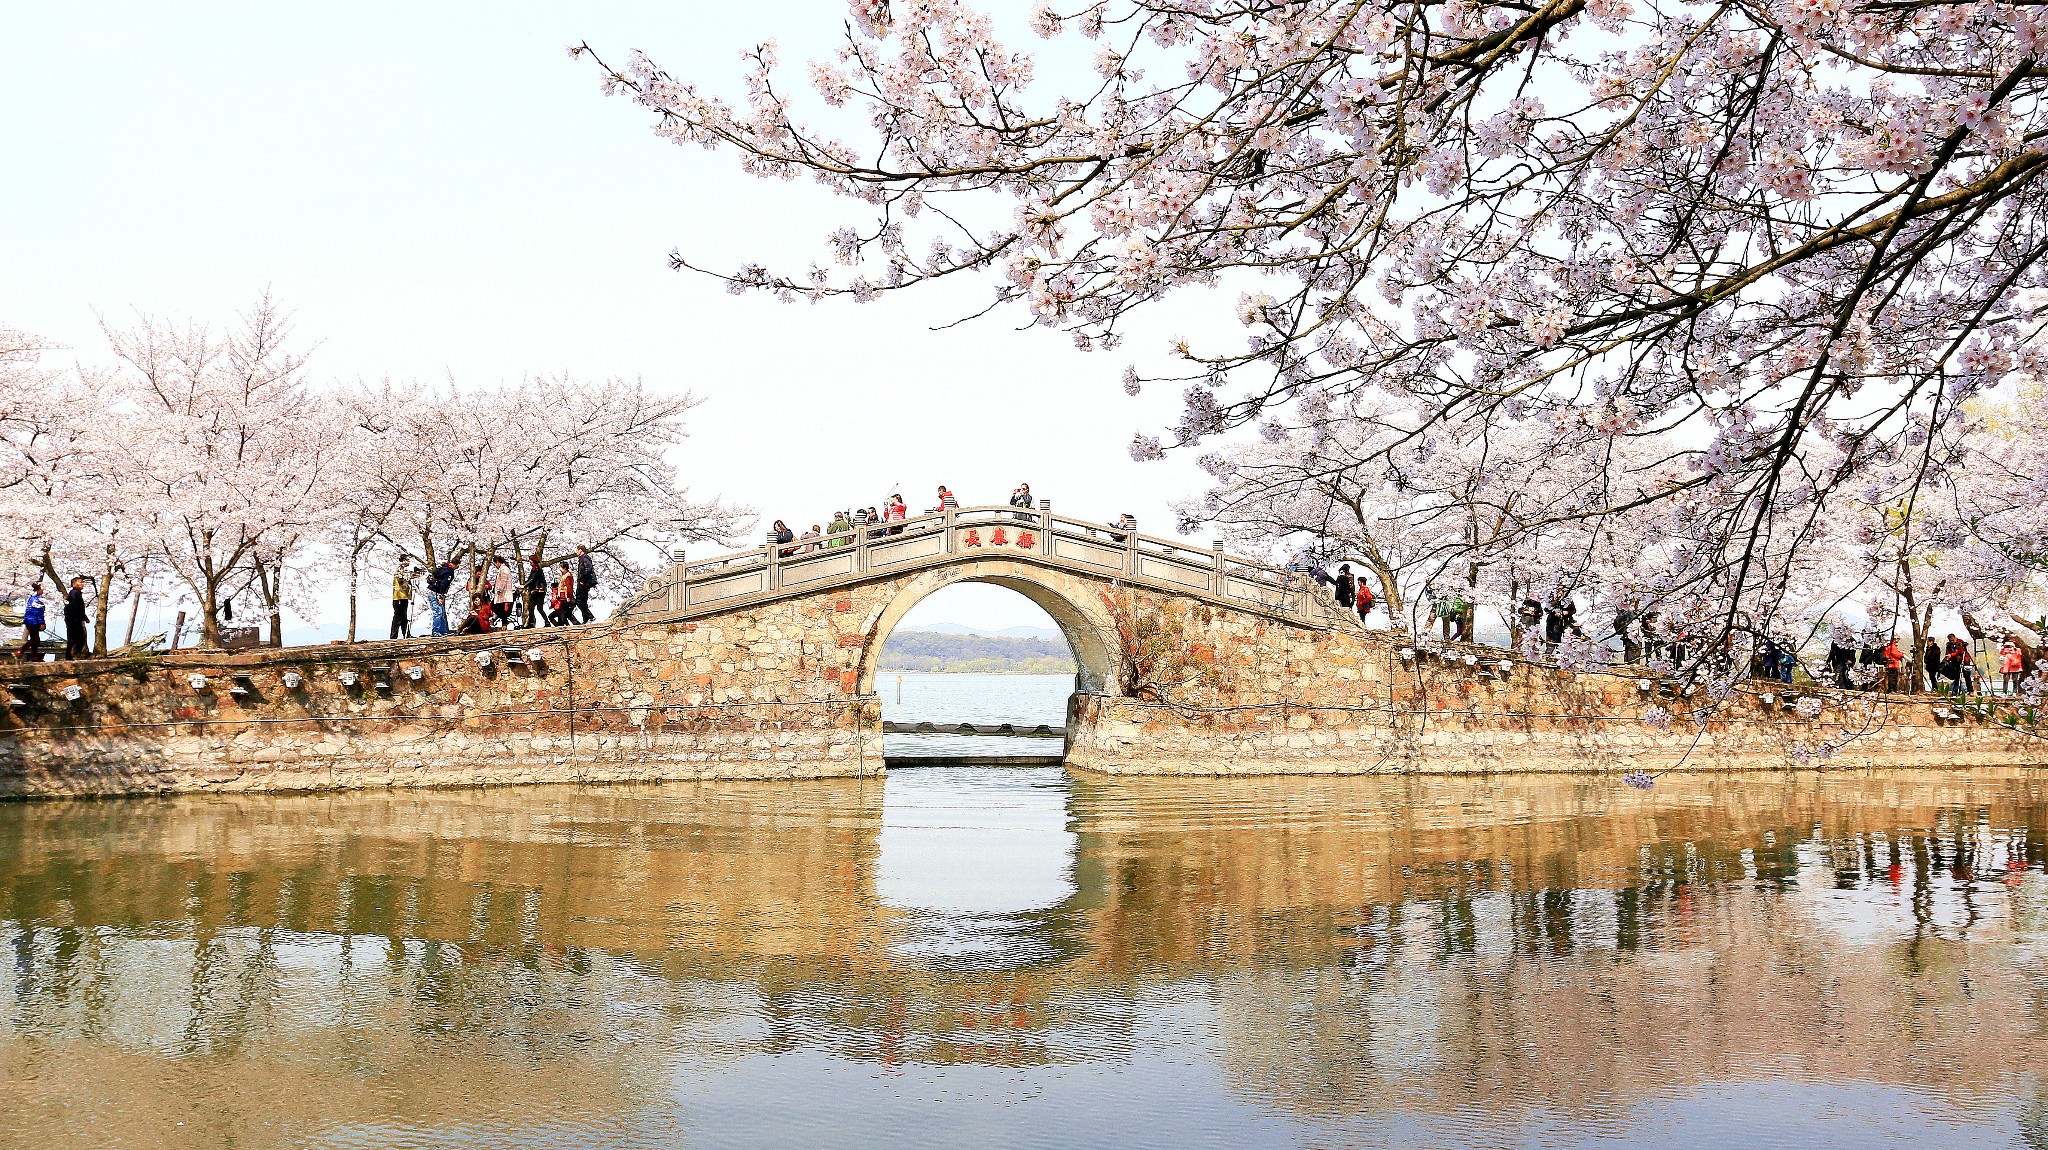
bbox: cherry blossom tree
[99,297,340,649]
[582,0,2048,657]
[342,375,749,605]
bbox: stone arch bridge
[1,505,2041,798]
[613,502,1362,700]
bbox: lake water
[7,763,2048,1148]
[880,672,1072,758]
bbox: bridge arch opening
[860,569,1119,698]
[863,566,1122,765]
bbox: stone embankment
[1,553,2042,798]
[0,611,883,799]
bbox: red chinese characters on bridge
[962,528,1035,549]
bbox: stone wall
[1063,616,2048,774]
[0,612,885,799]
[2,553,2042,798]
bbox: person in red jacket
[1882,637,1903,693]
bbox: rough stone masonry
[0,556,2041,798]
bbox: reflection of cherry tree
[584,0,2048,640]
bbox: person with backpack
[20,583,45,662]
[426,559,456,637]
[1942,635,1970,695]
[1437,591,1469,641]
[573,546,597,624]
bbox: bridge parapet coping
[620,505,1349,630]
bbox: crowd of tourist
[767,484,1058,558]
[388,545,601,640]
[1286,551,2038,696]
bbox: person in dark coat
[1333,564,1356,610]
[573,545,597,625]
[1543,596,1574,652]
[1615,608,1641,664]
[1827,638,1856,690]
[63,577,88,659]
[427,560,456,636]
[1924,639,1944,694]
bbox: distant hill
[910,622,1064,641]
[878,630,1077,674]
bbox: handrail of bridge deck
[617,505,1342,626]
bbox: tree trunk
[123,557,149,648]
[346,544,359,643]
[93,561,115,657]
[252,557,284,648]
[201,580,220,649]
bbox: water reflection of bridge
[6,772,2048,1141]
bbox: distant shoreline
[880,662,1073,671]
[877,630,1077,675]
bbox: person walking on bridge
[827,511,853,549]
[936,485,959,513]
[550,562,574,626]
[426,559,455,637]
[391,560,414,639]
[884,494,906,535]
[62,577,88,659]
[523,555,548,629]
[490,557,515,628]
[573,545,597,624]
[19,583,45,662]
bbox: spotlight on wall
[61,685,82,703]
[405,665,424,681]
[188,674,208,690]
[338,670,359,687]
[282,671,303,689]
[475,650,493,668]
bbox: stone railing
[618,504,1352,628]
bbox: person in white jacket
[490,557,516,628]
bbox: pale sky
[0,3,1223,636]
